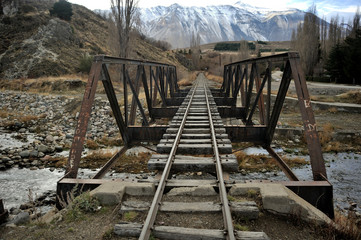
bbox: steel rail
[139,82,199,240]
[203,81,236,240]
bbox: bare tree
[110,0,139,58]
[294,4,320,76]
[190,31,201,69]
[349,7,360,38]
[238,40,249,61]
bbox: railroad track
[115,74,269,239]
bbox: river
[0,149,360,214]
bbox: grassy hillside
[0,2,187,80]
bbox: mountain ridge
[139,3,306,48]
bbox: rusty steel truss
[57,52,334,218]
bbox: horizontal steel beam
[95,55,176,68]
[128,126,168,143]
[128,125,268,143]
[225,125,267,143]
[224,52,290,67]
[165,97,235,106]
[151,107,245,119]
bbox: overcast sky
[68,0,359,20]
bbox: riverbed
[0,150,360,213]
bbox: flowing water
[0,147,360,213]
[230,148,361,211]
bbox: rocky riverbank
[0,91,122,170]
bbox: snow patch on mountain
[140,3,306,48]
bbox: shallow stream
[0,148,360,213]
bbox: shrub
[79,54,93,73]
[50,0,73,21]
[65,192,100,222]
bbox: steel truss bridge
[56,52,333,238]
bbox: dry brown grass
[97,135,122,147]
[324,141,341,152]
[336,90,361,104]
[328,107,338,113]
[177,71,199,87]
[86,139,99,150]
[77,150,151,173]
[49,157,67,168]
[205,73,223,83]
[0,109,9,118]
[178,79,193,87]
[0,74,88,93]
[320,210,361,240]
[0,109,47,128]
[235,151,307,172]
[319,122,334,146]
[19,114,45,123]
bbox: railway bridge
[57,52,333,239]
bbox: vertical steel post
[65,60,102,178]
[288,52,327,180]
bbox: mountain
[140,2,306,48]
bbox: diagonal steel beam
[288,52,327,180]
[126,70,149,126]
[101,64,129,146]
[65,60,102,178]
[266,60,292,144]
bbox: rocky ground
[0,90,124,171]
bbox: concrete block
[229,183,331,225]
[229,184,260,196]
[90,182,126,206]
[125,183,155,196]
[91,182,155,206]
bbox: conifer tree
[50,0,73,21]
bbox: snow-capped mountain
[140,2,306,48]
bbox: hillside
[0,1,186,80]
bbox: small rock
[55,145,63,152]
[240,169,247,175]
[66,134,73,139]
[38,145,48,153]
[29,150,39,158]
[30,166,38,170]
[47,146,55,153]
[46,135,54,143]
[38,152,45,158]
[41,155,52,161]
[261,168,267,173]
[19,128,26,133]
[12,212,30,225]
[19,150,30,158]
[10,208,21,215]
[197,172,202,176]
[5,161,14,167]
[2,157,11,162]
[31,160,39,166]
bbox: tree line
[291,5,361,84]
